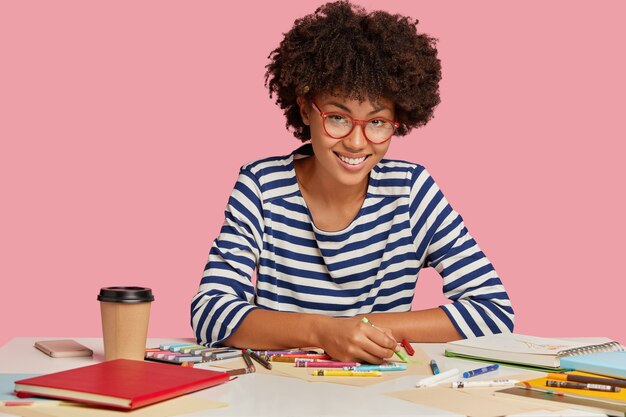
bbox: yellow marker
[312,369,382,377]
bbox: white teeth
[338,155,366,165]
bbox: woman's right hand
[313,316,397,364]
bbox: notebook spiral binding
[556,341,625,358]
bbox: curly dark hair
[265,1,441,141]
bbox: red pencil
[401,339,414,356]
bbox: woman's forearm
[363,307,463,342]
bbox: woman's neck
[294,156,368,207]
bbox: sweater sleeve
[190,167,264,346]
[409,166,514,338]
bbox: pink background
[1,1,625,347]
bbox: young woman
[191,1,514,363]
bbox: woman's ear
[296,96,310,126]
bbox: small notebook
[445,333,624,371]
[14,359,229,409]
[560,351,626,379]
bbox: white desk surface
[0,338,604,417]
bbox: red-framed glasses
[311,102,399,144]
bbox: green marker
[394,349,410,364]
[361,317,409,363]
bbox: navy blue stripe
[474,299,515,332]
[427,226,470,268]
[229,191,262,240]
[199,274,254,300]
[263,177,295,193]
[466,300,501,334]
[361,197,406,217]
[270,228,318,248]
[409,173,435,220]
[416,209,458,264]
[215,302,252,343]
[218,240,252,252]
[270,198,308,215]
[370,295,414,312]
[369,177,409,189]
[374,162,422,175]
[448,277,503,301]
[441,248,486,277]
[453,302,484,337]
[208,248,255,276]
[443,264,496,295]
[222,217,258,250]
[271,245,322,265]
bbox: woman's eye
[328,114,349,124]
[369,119,388,128]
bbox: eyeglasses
[311,102,399,144]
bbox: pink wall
[1,1,625,347]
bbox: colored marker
[269,356,315,363]
[416,368,460,387]
[242,351,256,373]
[394,349,410,363]
[429,360,440,375]
[546,380,620,392]
[179,345,206,354]
[312,370,382,377]
[295,361,360,368]
[256,350,318,356]
[452,379,519,388]
[547,373,626,389]
[227,367,249,377]
[462,364,499,378]
[201,348,238,359]
[164,353,203,363]
[401,338,415,356]
[350,364,407,372]
[247,349,272,370]
[209,350,242,361]
[159,343,194,351]
[274,353,331,360]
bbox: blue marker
[462,364,499,378]
[429,360,440,375]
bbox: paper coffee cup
[98,286,154,361]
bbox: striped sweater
[191,145,514,346]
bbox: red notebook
[14,359,229,410]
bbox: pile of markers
[250,343,415,377]
[145,343,246,366]
[144,339,417,378]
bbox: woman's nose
[342,124,368,150]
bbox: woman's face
[299,94,395,189]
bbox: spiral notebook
[560,351,626,379]
[445,333,624,371]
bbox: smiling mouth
[335,153,368,166]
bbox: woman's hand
[313,316,397,364]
